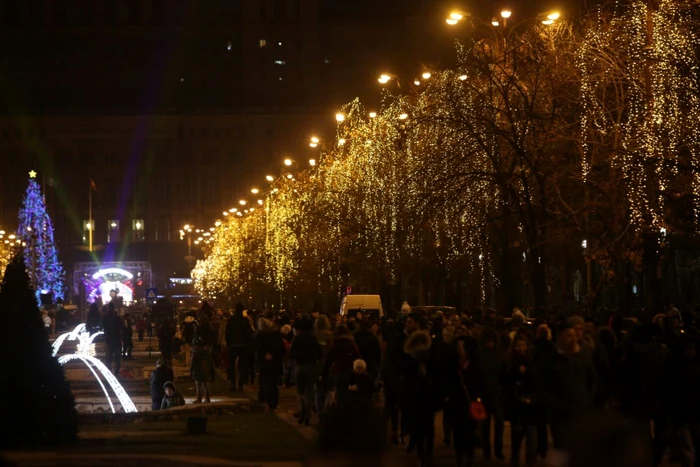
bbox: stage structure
[73,261,152,310]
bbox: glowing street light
[491,18,500,26]
[338,138,346,146]
[378,74,392,84]
[257,199,264,205]
[335,113,345,122]
[284,158,293,166]
[399,113,408,120]
[421,72,431,80]
[547,11,560,20]
[309,159,316,166]
[239,199,247,205]
[459,75,467,81]
[500,9,512,19]
[251,188,259,194]
[449,12,463,20]
[286,174,293,179]
[414,80,421,86]
[369,112,377,118]
[266,175,275,182]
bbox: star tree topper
[28,170,37,178]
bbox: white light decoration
[53,324,138,413]
[92,267,134,280]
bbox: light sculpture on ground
[53,324,138,413]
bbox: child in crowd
[190,335,213,403]
[348,359,377,407]
[161,381,185,409]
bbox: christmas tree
[18,171,65,302]
[0,255,77,447]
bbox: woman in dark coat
[255,318,287,411]
[505,334,538,467]
[322,325,360,406]
[402,330,442,467]
[445,335,483,467]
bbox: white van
[339,294,384,320]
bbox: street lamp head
[257,199,263,205]
[378,74,391,84]
[547,11,560,20]
[501,9,512,19]
[309,159,316,166]
[286,174,293,179]
[491,18,500,26]
[284,158,293,166]
[449,12,463,20]
[459,74,467,81]
[183,224,190,230]
[335,113,345,122]
[251,188,259,194]
[239,199,247,205]
[541,19,554,25]
[311,136,320,143]
[223,211,229,216]
[309,142,318,148]
[265,175,274,182]
[399,113,408,120]
[421,72,431,80]
[446,18,459,25]
[369,112,377,118]
[414,80,421,86]
[338,138,346,146]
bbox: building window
[203,180,217,205]
[82,220,94,244]
[132,219,145,241]
[259,39,266,48]
[156,179,168,205]
[155,218,171,242]
[274,0,285,20]
[107,220,120,243]
[181,178,196,206]
[274,60,286,65]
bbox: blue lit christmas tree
[18,171,65,302]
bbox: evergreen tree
[0,256,77,447]
[18,174,65,302]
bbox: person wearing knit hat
[160,381,185,410]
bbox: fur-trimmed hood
[404,330,432,358]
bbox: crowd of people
[214,302,700,467]
[84,295,700,467]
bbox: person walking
[255,318,286,411]
[102,303,122,376]
[121,314,134,360]
[322,324,361,407]
[226,304,254,391]
[353,320,382,382]
[445,335,483,467]
[478,327,507,461]
[290,315,322,426]
[180,312,198,366]
[382,312,420,446]
[190,336,213,403]
[314,314,334,414]
[536,322,598,450]
[505,334,538,467]
[402,329,441,467]
[157,319,175,368]
[136,314,147,342]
